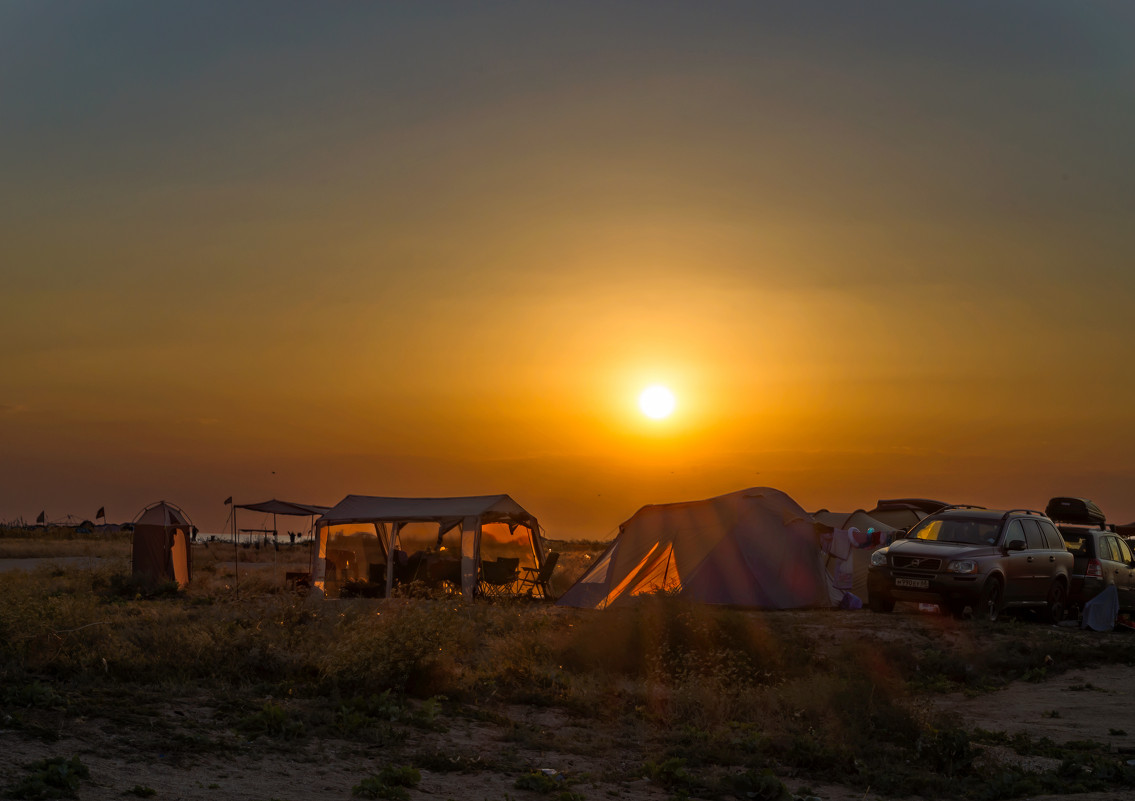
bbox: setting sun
[639,385,676,419]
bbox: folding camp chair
[517,551,559,599]
[477,557,519,599]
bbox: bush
[3,756,89,799]
[352,765,421,799]
[104,573,181,600]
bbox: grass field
[2,536,1135,800]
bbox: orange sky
[2,3,1134,534]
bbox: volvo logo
[907,558,923,567]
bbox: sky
[2,1,1134,536]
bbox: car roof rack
[999,508,1046,523]
[937,504,987,512]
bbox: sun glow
[639,385,676,419]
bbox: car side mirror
[1005,540,1026,552]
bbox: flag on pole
[36,511,45,524]
[224,496,232,505]
[96,507,105,520]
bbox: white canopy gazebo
[313,494,544,599]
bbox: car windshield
[910,518,1000,545]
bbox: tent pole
[273,512,278,587]
[233,506,239,593]
[385,522,399,600]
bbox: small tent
[313,494,544,599]
[556,487,831,610]
[811,509,897,602]
[132,501,193,588]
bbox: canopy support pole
[385,521,401,600]
[232,506,239,591]
[460,516,480,600]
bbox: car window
[1003,520,1026,550]
[1023,520,1046,550]
[1116,537,1134,565]
[1100,536,1120,563]
[1061,527,1089,553]
[911,518,999,544]
[1108,536,1126,563]
[1038,520,1064,550]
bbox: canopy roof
[234,499,330,517]
[318,494,537,529]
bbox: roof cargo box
[1045,496,1106,525]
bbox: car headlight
[947,560,977,574]
[870,549,889,567]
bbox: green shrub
[105,573,181,600]
[3,755,89,799]
[724,769,790,801]
[916,728,975,776]
[319,603,468,696]
[643,758,695,791]
[235,702,304,740]
[514,772,561,793]
[351,765,421,800]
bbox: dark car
[1059,525,1135,615]
[867,507,1073,621]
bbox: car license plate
[895,578,929,589]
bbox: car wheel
[1042,579,1066,623]
[868,593,895,613]
[978,577,1003,622]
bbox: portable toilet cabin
[132,501,192,588]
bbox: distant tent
[811,510,897,601]
[132,501,193,588]
[867,498,948,531]
[557,487,832,610]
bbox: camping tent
[866,498,948,531]
[132,501,193,588]
[556,487,832,610]
[313,494,544,599]
[811,510,897,602]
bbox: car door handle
[1049,556,1056,562]
[1026,556,1034,562]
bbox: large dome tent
[557,487,832,610]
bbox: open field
[2,540,1135,801]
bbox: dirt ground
[3,606,1134,801]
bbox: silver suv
[867,507,1073,621]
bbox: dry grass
[4,539,1135,798]
[0,538,132,559]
